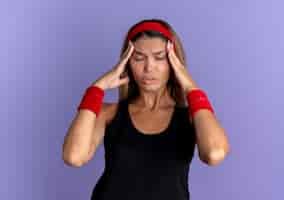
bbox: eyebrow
[134,50,166,56]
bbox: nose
[143,57,155,73]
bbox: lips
[143,77,156,81]
[142,77,157,84]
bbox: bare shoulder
[101,102,119,125]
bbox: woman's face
[129,36,171,92]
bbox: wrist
[92,80,107,90]
[184,85,199,94]
[78,84,105,117]
[186,88,215,118]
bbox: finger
[167,41,179,69]
[123,41,134,61]
[117,41,134,70]
[166,40,171,54]
[167,41,182,68]
[113,42,130,73]
[121,41,132,59]
[117,75,130,86]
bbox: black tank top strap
[105,98,128,131]
[117,98,129,118]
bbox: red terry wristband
[186,89,215,118]
[77,85,105,117]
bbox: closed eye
[134,57,145,61]
[133,54,166,61]
[155,55,167,60]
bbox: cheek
[159,63,171,78]
[129,58,147,70]
[129,60,143,79]
[129,59,142,69]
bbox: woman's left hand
[167,40,199,94]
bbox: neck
[134,86,175,111]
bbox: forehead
[132,37,167,54]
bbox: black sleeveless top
[91,98,196,200]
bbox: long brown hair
[118,18,188,107]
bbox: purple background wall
[1,0,283,199]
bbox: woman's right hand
[92,41,134,90]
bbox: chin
[139,84,165,92]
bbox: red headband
[127,22,174,42]
[126,21,176,53]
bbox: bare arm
[188,88,230,166]
[192,109,230,166]
[62,81,110,168]
[62,42,133,167]
[62,108,98,167]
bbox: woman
[63,18,230,200]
